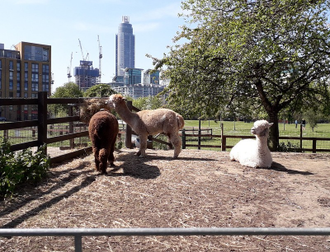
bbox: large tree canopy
[153,0,330,150]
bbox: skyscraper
[116,16,135,77]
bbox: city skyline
[0,0,186,93]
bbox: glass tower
[116,16,135,77]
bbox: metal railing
[1,227,330,252]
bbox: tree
[51,82,83,98]
[152,0,330,150]
[84,84,116,98]
[133,96,164,110]
[50,82,83,116]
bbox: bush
[0,138,50,199]
[278,141,302,152]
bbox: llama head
[108,94,125,109]
[251,120,273,137]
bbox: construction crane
[78,38,88,61]
[98,35,103,82]
[67,52,73,82]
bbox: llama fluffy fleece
[230,120,273,168]
[88,110,119,174]
[108,94,184,158]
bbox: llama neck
[256,136,269,152]
[115,102,137,126]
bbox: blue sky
[1,0,186,93]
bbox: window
[17,82,21,91]
[42,83,49,92]
[32,82,38,91]
[42,64,49,73]
[32,73,38,82]
[24,45,49,62]
[9,61,14,70]
[24,82,28,91]
[17,62,20,71]
[9,80,13,90]
[42,74,49,82]
[32,63,38,72]
[24,62,28,71]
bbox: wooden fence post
[198,119,201,150]
[221,123,226,151]
[125,100,133,149]
[312,139,317,153]
[37,92,48,153]
[182,129,186,149]
[68,106,74,148]
[300,124,303,151]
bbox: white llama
[230,120,273,168]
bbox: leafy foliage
[84,83,116,98]
[0,138,50,199]
[278,141,302,153]
[52,82,83,98]
[133,96,164,110]
[152,0,330,150]
[49,82,83,116]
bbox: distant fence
[1,227,330,252]
[181,122,330,153]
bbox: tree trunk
[268,112,279,151]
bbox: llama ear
[268,122,274,127]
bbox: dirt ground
[0,148,330,251]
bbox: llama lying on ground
[108,94,185,158]
[88,110,119,174]
[230,120,273,168]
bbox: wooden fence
[181,123,330,153]
[1,92,330,167]
[0,92,91,164]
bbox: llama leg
[169,133,182,158]
[137,136,147,157]
[99,149,108,174]
[108,141,116,167]
[94,149,100,171]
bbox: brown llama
[108,94,185,158]
[88,110,119,174]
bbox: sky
[0,0,187,93]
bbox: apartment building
[0,41,52,121]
